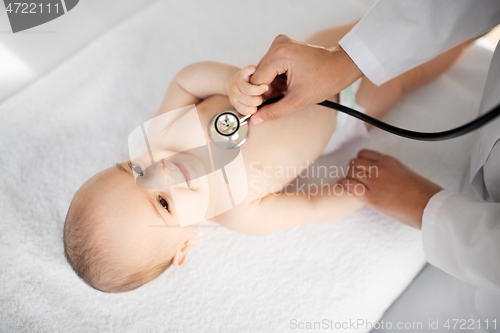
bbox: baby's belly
[196,95,337,198]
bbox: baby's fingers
[238,93,264,107]
[241,65,257,81]
[237,78,268,97]
[239,65,268,95]
[234,101,257,115]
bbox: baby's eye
[158,196,169,211]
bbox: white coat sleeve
[339,0,500,85]
[422,190,500,293]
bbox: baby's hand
[226,65,268,115]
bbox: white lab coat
[339,0,500,321]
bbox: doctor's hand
[337,150,443,229]
[249,34,362,125]
[225,65,269,116]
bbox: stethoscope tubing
[257,96,500,141]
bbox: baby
[63,22,469,292]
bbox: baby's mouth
[173,162,191,188]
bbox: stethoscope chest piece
[209,110,249,149]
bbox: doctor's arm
[422,191,500,293]
[339,0,500,85]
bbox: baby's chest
[196,96,336,196]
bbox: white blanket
[0,0,493,332]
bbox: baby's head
[63,162,199,293]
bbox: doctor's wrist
[327,46,363,95]
[413,184,443,229]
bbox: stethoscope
[209,96,500,149]
[209,110,252,149]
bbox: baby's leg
[356,40,473,129]
[305,21,358,47]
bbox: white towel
[0,0,493,331]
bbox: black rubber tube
[258,96,500,141]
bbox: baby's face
[84,161,205,269]
[130,151,212,226]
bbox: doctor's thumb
[251,95,296,124]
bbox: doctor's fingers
[337,178,370,201]
[348,158,378,177]
[251,35,294,86]
[357,149,384,162]
[255,34,294,66]
[354,150,406,175]
[251,91,307,123]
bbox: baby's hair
[63,190,172,293]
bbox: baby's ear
[172,232,197,267]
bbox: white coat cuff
[339,30,393,86]
[421,190,457,265]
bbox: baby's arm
[156,62,267,117]
[219,187,364,236]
